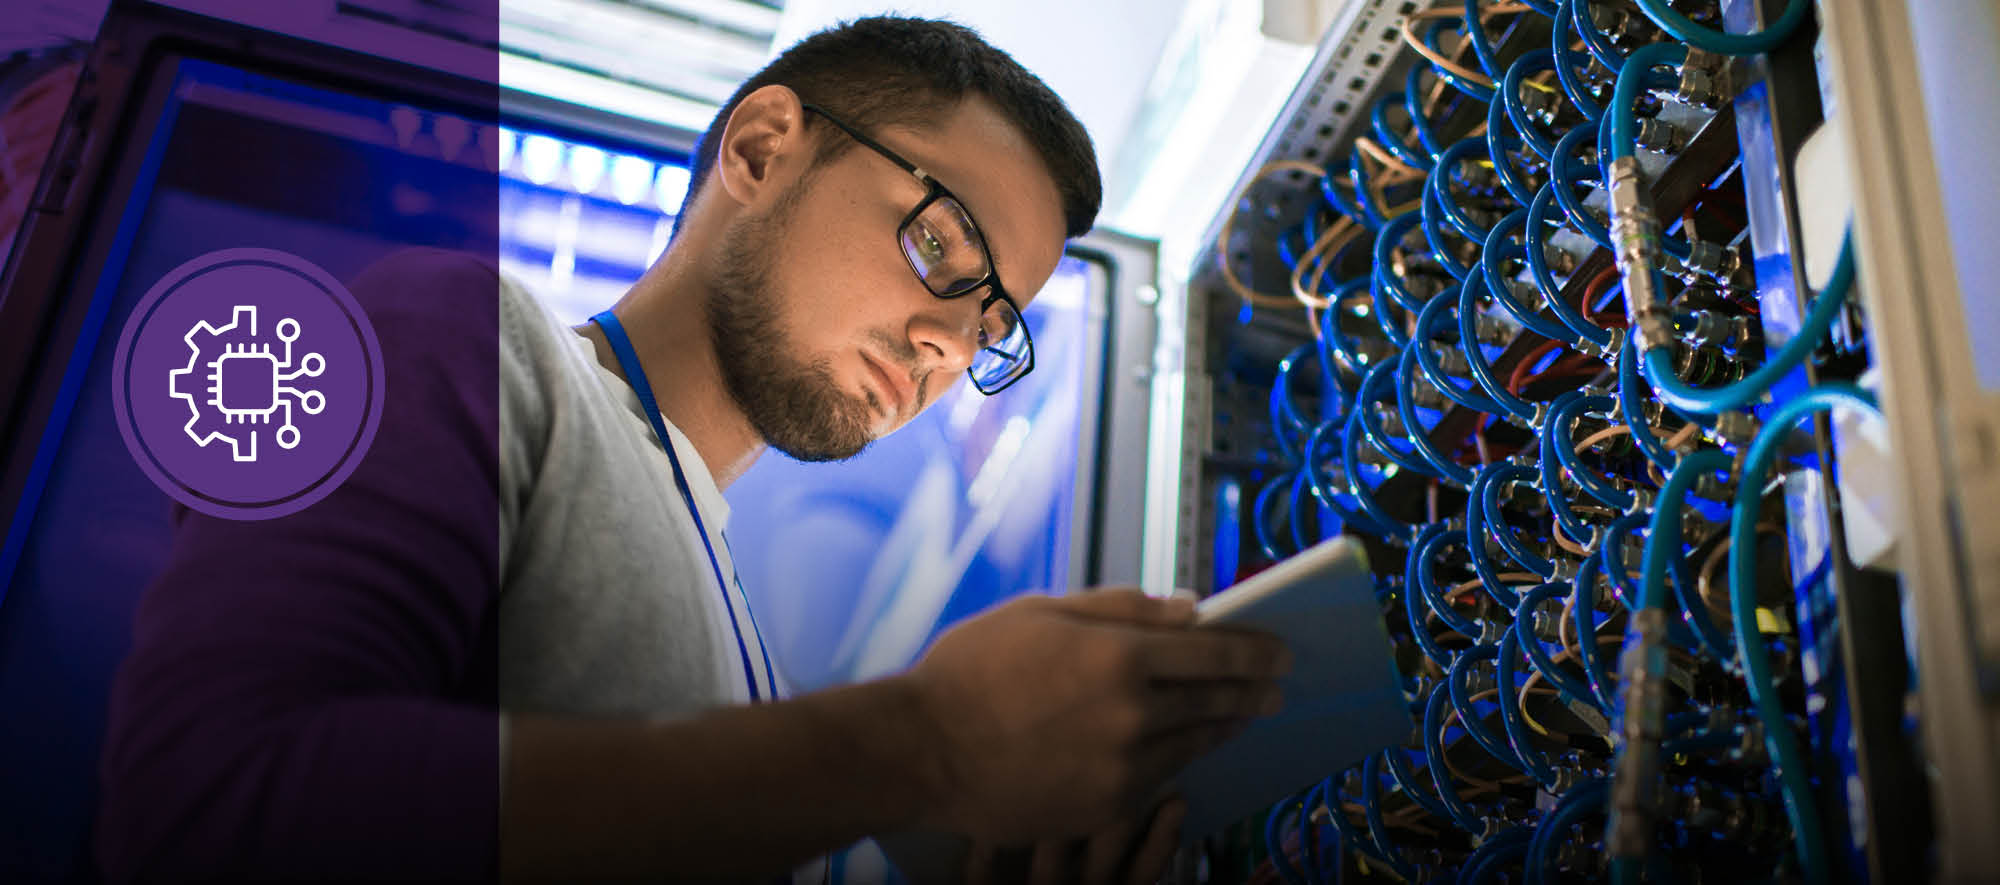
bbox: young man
[95,16,1289,883]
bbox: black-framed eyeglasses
[801,103,1034,395]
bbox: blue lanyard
[590,310,775,703]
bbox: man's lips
[863,352,914,419]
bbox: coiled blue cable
[1428,138,1499,244]
[1357,362,1443,480]
[1551,0,1605,120]
[1515,581,1599,709]
[1496,621,1560,786]
[1420,185,1477,283]
[1419,18,1498,103]
[1524,184,1618,348]
[1500,50,1560,161]
[1729,385,1877,885]
[1632,0,1810,56]
[1341,407,1414,542]
[1372,93,1435,172]
[1448,643,1536,775]
[1361,753,1420,878]
[1396,347,1477,486]
[1485,88,1539,208]
[1411,289,1503,413]
[1571,552,1618,711]
[1544,392,1636,510]
[1403,64,1448,160]
[1422,681,1487,833]
[1640,228,1855,415]
[1479,462,1558,578]
[1456,274,1538,422]
[1481,209,1581,343]
[1527,777,1608,884]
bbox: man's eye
[918,227,946,262]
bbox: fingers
[1123,798,1187,885]
[1131,628,1293,681]
[1053,588,1196,627]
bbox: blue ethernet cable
[1411,523,1482,636]
[1396,348,1478,485]
[1456,274,1540,422]
[1571,553,1618,710]
[1552,0,1605,120]
[1320,166,1371,230]
[1268,795,1309,885]
[1427,138,1499,244]
[1357,362,1445,480]
[1422,681,1488,833]
[1485,89,1539,207]
[1632,0,1810,57]
[1461,0,1507,80]
[1373,211,1434,317]
[1544,392,1637,510]
[1273,343,1322,460]
[1412,289,1504,413]
[1383,743,1455,822]
[1403,64,1448,159]
[1464,465,1531,608]
[1515,581,1599,709]
[1405,536,1461,665]
[1500,50,1560,161]
[1362,753,1420,878]
[1373,94,1435,172]
[1482,209,1582,343]
[1462,826,1535,883]
[1569,0,1626,73]
[1419,18,1498,103]
[1254,469,1299,561]
[1616,339,1682,470]
[1448,643,1536,775]
[1322,276,1380,373]
[1549,123,1613,250]
[1600,507,1649,612]
[1478,462,1558,578]
[1524,184,1619,349]
[1351,149,1390,230]
[1496,621,1560,786]
[1420,185,1477,282]
[1729,385,1878,885]
[1527,778,1608,884]
[1536,426,1601,551]
[1341,407,1414,541]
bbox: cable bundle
[1218,2,1881,881]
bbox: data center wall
[1167,0,1944,881]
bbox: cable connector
[1675,48,1729,110]
[1608,607,1672,860]
[1607,156,1675,352]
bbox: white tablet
[1175,536,1414,842]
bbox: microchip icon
[169,306,326,461]
[215,345,279,414]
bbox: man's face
[702,95,1068,462]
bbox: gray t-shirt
[497,273,781,718]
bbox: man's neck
[575,250,765,490]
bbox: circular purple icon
[112,248,386,521]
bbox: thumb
[1052,588,1197,627]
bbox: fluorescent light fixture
[520,133,565,186]
[500,51,719,133]
[568,144,607,194]
[655,164,693,214]
[610,154,656,205]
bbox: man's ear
[712,84,811,210]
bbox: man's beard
[704,196,880,463]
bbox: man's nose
[908,301,981,377]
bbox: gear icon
[167,304,327,462]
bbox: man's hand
[904,589,1291,843]
[965,797,1188,885]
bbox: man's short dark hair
[678,16,1101,240]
